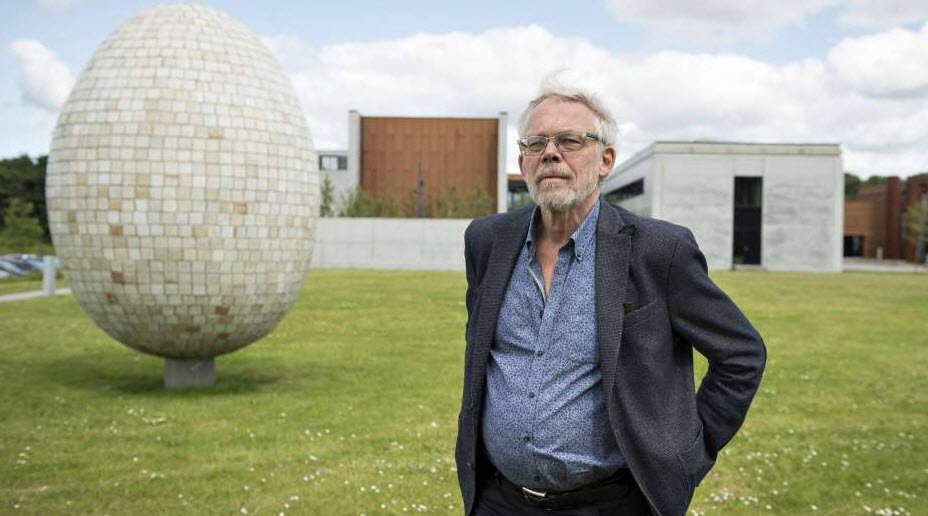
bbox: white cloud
[277,26,619,157]
[604,0,835,43]
[8,40,75,112]
[827,22,928,98]
[35,0,80,12]
[836,0,928,29]
[266,23,928,177]
[603,0,928,42]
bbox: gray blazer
[455,201,766,516]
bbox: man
[455,80,766,516]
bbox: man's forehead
[525,97,596,132]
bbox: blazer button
[466,461,474,470]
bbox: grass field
[0,274,67,296]
[1,270,925,515]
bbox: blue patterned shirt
[482,200,625,490]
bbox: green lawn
[1,270,925,515]
[0,273,67,296]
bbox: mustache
[535,166,572,181]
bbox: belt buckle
[521,486,547,502]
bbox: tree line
[0,155,51,254]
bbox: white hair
[517,74,618,148]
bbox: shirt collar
[524,199,600,261]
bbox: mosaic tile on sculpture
[47,4,317,359]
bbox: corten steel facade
[846,175,928,262]
[351,114,507,215]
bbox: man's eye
[557,135,584,147]
[525,138,546,151]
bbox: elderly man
[455,81,766,516]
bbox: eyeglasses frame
[517,131,606,156]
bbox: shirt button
[522,435,531,443]
[534,475,541,482]
[528,392,535,399]
[536,350,544,357]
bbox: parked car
[0,259,28,276]
[2,254,57,271]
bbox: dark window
[733,177,762,265]
[319,155,347,171]
[844,236,864,257]
[604,178,644,204]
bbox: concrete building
[601,141,844,272]
[506,173,532,211]
[317,149,351,201]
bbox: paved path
[0,287,72,303]
[843,258,927,273]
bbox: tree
[0,154,49,240]
[906,196,928,263]
[336,187,400,217]
[0,198,45,253]
[844,172,861,199]
[319,175,335,217]
[864,175,888,186]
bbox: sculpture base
[164,358,215,388]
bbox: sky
[2,0,928,178]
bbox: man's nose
[541,138,562,162]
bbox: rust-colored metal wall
[359,117,498,208]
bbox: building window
[319,155,347,171]
[605,178,644,203]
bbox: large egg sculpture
[46,4,317,387]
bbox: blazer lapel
[595,202,632,400]
[468,210,532,408]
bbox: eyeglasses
[517,131,604,155]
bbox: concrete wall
[602,150,654,217]
[658,153,737,269]
[312,217,470,270]
[761,154,843,272]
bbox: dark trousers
[474,473,653,516]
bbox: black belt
[485,466,637,510]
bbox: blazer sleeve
[464,224,478,344]
[667,227,766,456]
[463,219,488,344]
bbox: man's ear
[518,153,525,177]
[599,146,616,180]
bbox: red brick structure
[902,176,928,261]
[845,175,928,262]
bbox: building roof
[615,140,842,174]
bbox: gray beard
[527,172,599,213]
